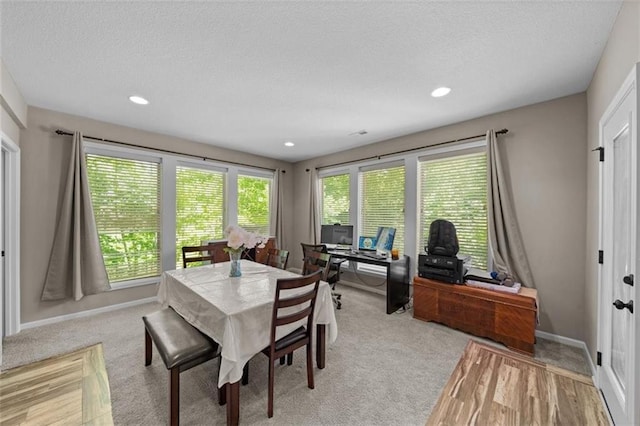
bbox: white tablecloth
[157,260,338,387]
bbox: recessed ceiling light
[284,141,295,147]
[129,95,149,105]
[431,87,451,98]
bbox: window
[86,154,161,282]
[419,151,488,268]
[359,164,405,254]
[321,173,350,225]
[175,166,226,268]
[237,174,271,235]
[86,140,275,286]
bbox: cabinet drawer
[438,292,495,329]
[495,304,536,343]
[413,285,437,321]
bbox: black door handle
[613,299,634,313]
[623,274,634,286]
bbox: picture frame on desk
[375,226,396,256]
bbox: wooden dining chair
[262,270,322,418]
[181,244,216,268]
[266,248,289,270]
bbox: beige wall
[1,106,20,144]
[21,106,294,323]
[292,93,588,339]
[585,2,640,359]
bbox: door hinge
[597,351,602,366]
[598,250,603,264]
[592,146,605,162]
[1,250,4,257]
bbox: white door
[598,64,639,425]
[0,148,4,365]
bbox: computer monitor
[320,224,354,246]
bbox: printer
[417,219,465,284]
[417,253,465,284]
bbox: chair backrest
[266,248,289,270]
[302,250,331,281]
[269,270,322,353]
[181,244,216,268]
[300,243,328,256]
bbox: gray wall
[292,93,588,340]
[20,106,294,323]
[585,1,640,359]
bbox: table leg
[226,380,239,426]
[316,324,326,369]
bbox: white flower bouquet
[224,225,267,254]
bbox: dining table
[157,259,338,425]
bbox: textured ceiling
[0,1,622,162]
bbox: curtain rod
[313,128,508,171]
[54,129,282,173]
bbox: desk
[327,250,410,314]
[157,260,338,425]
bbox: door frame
[596,62,639,424]
[1,131,20,337]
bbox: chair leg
[279,356,285,365]
[144,328,152,366]
[218,357,226,405]
[218,384,226,406]
[170,367,180,426]
[287,353,293,366]
[242,363,249,385]
[268,360,275,418]
[332,293,342,310]
[306,344,314,390]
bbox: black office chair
[300,243,344,309]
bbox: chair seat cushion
[143,308,219,369]
[273,326,307,352]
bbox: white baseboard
[21,297,159,330]
[535,330,597,378]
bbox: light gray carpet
[2,285,590,425]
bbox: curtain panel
[42,132,110,301]
[486,129,535,288]
[308,168,320,244]
[270,169,285,248]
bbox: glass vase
[229,250,242,277]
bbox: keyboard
[358,252,387,260]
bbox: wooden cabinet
[413,276,537,355]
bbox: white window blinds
[237,174,271,235]
[176,166,226,268]
[419,151,488,269]
[321,174,350,225]
[359,164,405,254]
[86,154,161,282]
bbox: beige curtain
[42,132,110,301]
[308,168,320,244]
[270,169,285,248]
[487,129,535,287]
